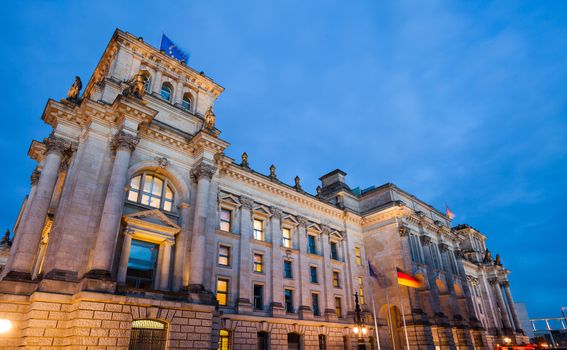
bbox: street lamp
[504,337,511,346]
[353,292,368,336]
[0,319,12,334]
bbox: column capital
[320,224,332,236]
[190,162,217,180]
[398,224,410,237]
[111,131,139,152]
[163,237,175,246]
[297,216,309,228]
[488,277,499,286]
[30,169,41,185]
[501,281,510,288]
[438,243,450,252]
[124,229,136,238]
[420,235,431,245]
[44,134,73,156]
[240,195,255,210]
[270,207,283,219]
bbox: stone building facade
[0,29,527,349]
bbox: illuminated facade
[0,29,527,349]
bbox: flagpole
[397,280,411,350]
[386,287,396,350]
[406,285,421,350]
[370,289,381,350]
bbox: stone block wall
[0,290,215,349]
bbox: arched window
[181,93,192,111]
[127,173,175,212]
[160,83,173,101]
[129,319,166,350]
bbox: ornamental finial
[269,164,277,180]
[294,176,302,191]
[241,152,249,168]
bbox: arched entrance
[128,319,167,350]
[379,304,403,350]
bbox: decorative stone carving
[420,235,431,245]
[320,225,332,236]
[204,106,216,130]
[156,157,169,168]
[316,186,322,196]
[297,216,309,228]
[454,249,463,259]
[44,134,72,156]
[111,131,139,152]
[438,243,449,252]
[164,237,175,245]
[501,281,510,288]
[241,152,249,168]
[494,254,502,266]
[269,164,277,180]
[30,169,41,185]
[398,224,410,237]
[483,249,493,263]
[434,220,444,228]
[270,207,283,219]
[66,76,82,103]
[122,71,146,99]
[240,196,255,210]
[488,278,499,286]
[190,162,217,180]
[294,176,302,191]
[415,210,426,218]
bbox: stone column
[490,278,512,329]
[188,162,216,290]
[237,196,254,313]
[321,226,335,321]
[503,281,522,332]
[88,131,139,278]
[173,202,190,291]
[296,216,311,317]
[270,208,285,315]
[116,229,135,284]
[159,238,174,290]
[6,135,70,279]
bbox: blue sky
[0,1,565,318]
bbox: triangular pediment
[253,204,272,217]
[124,209,180,230]
[282,214,299,226]
[219,193,241,207]
[307,223,322,233]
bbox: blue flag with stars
[160,34,189,63]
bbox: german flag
[396,268,423,288]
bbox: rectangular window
[253,253,264,273]
[335,297,342,318]
[284,289,294,313]
[358,276,365,305]
[282,227,292,248]
[220,208,232,232]
[219,329,231,350]
[308,235,316,254]
[253,219,264,241]
[216,278,229,306]
[284,260,293,279]
[126,239,158,289]
[218,245,230,266]
[330,241,339,260]
[355,246,362,265]
[332,271,340,288]
[312,293,320,316]
[253,284,263,310]
[310,266,318,283]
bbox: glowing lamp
[504,337,511,345]
[0,319,12,333]
[353,326,360,335]
[361,327,368,335]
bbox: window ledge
[216,230,240,239]
[251,239,273,248]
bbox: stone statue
[66,76,82,103]
[294,176,302,191]
[241,152,249,168]
[0,229,11,246]
[316,186,322,196]
[123,71,146,99]
[269,164,276,180]
[494,254,502,266]
[483,249,493,263]
[204,106,216,130]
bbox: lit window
[181,93,192,110]
[218,245,230,266]
[332,271,340,288]
[335,297,342,318]
[253,284,264,310]
[282,227,292,248]
[220,209,232,232]
[284,260,293,279]
[219,329,231,350]
[284,289,294,313]
[355,246,362,266]
[358,276,365,305]
[330,241,339,260]
[129,319,166,349]
[160,83,172,101]
[126,239,158,289]
[127,173,174,212]
[253,219,264,241]
[253,253,264,273]
[310,266,318,283]
[312,293,320,316]
[308,235,316,254]
[216,278,229,306]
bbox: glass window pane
[163,200,172,212]
[130,175,141,190]
[152,177,163,196]
[143,175,152,193]
[165,185,173,200]
[149,196,161,208]
[127,190,139,202]
[254,219,263,231]
[141,194,150,206]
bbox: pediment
[253,204,272,217]
[282,214,299,226]
[329,230,344,241]
[307,223,322,233]
[124,209,180,230]
[219,193,241,207]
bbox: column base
[237,298,253,314]
[2,270,33,282]
[324,308,338,321]
[298,305,312,319]
[270,302,285,317]
[0,277,38,295]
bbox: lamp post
[353,292,368,348]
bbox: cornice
[41,99,89,128]
[110,95,158,125]
[28,140,47,162]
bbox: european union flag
[160,34,189,63]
